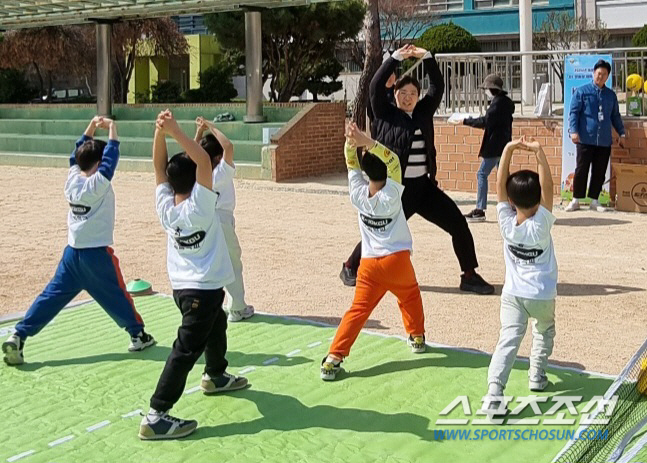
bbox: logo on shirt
[360,214,392,232]
[173,230,206,249]
[508,244,543,263]
[69,203,90,215]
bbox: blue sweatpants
[14,246,144,339]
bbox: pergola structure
[0,0,337,121]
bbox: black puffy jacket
[463,93,515,159]
[370,55,444,181]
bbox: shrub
[0,69,37,103]
[415,22,481,55]
[151,80,181,103]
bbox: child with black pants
[139,110,248,441]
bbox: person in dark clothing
[340,44,494,295]
[457,74,515,222]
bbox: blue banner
[561,54,613,204]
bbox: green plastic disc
[126,279,153,295]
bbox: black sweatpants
[346,175,479,273]
[150,288,228,412]
[573,143,612,200]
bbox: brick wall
[269,102,346,181]
[434,117,647,200]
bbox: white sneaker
[564,199,580,212]
[2,333,24,366]
[589,200,607,212]
[529,369,549,392]
[228,305,255,322]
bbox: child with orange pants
[321,122,426,381]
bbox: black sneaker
[138,412,197,440]
[465,209,486,222]
[128,330,156,352]
[339,264,357,287]
[460,272,495,295]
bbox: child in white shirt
[484,136,558,414]
[194,117,254,322]
[140,110,247,441]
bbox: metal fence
[405,47,647,117]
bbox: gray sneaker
[200,371,249,394]
[2,334,24,366]
[529,369,549,391]
[138,412,197,440]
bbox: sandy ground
[0,166,646,375]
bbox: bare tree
[111,19,189,103]
[379,0,436,53]
[534,11,610,98]
[0,26,93,99]
[351,0,382,130]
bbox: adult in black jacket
[459,74,515,222]
[340,45,494,295]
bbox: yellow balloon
[627,74,644,93]
[645,80,647,93]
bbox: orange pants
[329,250,425,359]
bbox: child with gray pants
[484,136,558,412]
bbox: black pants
[573,143,611,200]
[346,175,479,273]
[150,288,228,412]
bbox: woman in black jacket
[458,74,515,222]
[340,45,494,295]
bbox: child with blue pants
[2,117,156,366]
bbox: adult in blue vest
[566,59,625,212]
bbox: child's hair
[166,152,196,195]
[75,139,106,172]
[361,152,387,182]
[199,133,224,164]
[394,75,421,95]
[506,170,541,209]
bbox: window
[418,0,463,13]
[475,0,548,8]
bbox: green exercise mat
[0,295,612,463]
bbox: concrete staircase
[0,105,299,179]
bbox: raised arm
[96,118,119,181]
[415,48,444,114]
[370,46,411,120]
[201,117,234,167]
[522,137,553,211]
[153,111,169,186]
[497,139,521,203]
[71,116,102,166]
[161,112,212,190]
[348,122,401,183]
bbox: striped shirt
[405,128,428,179]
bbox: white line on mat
[262,357,279,365]
[239,367,255,374]
[121,409,142,418]
[184,386,201,395]
[48,435,74,447]
[307,341,322,348]
[86,420,110,432]
[7,450,35,462]
[286,349,301,357]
